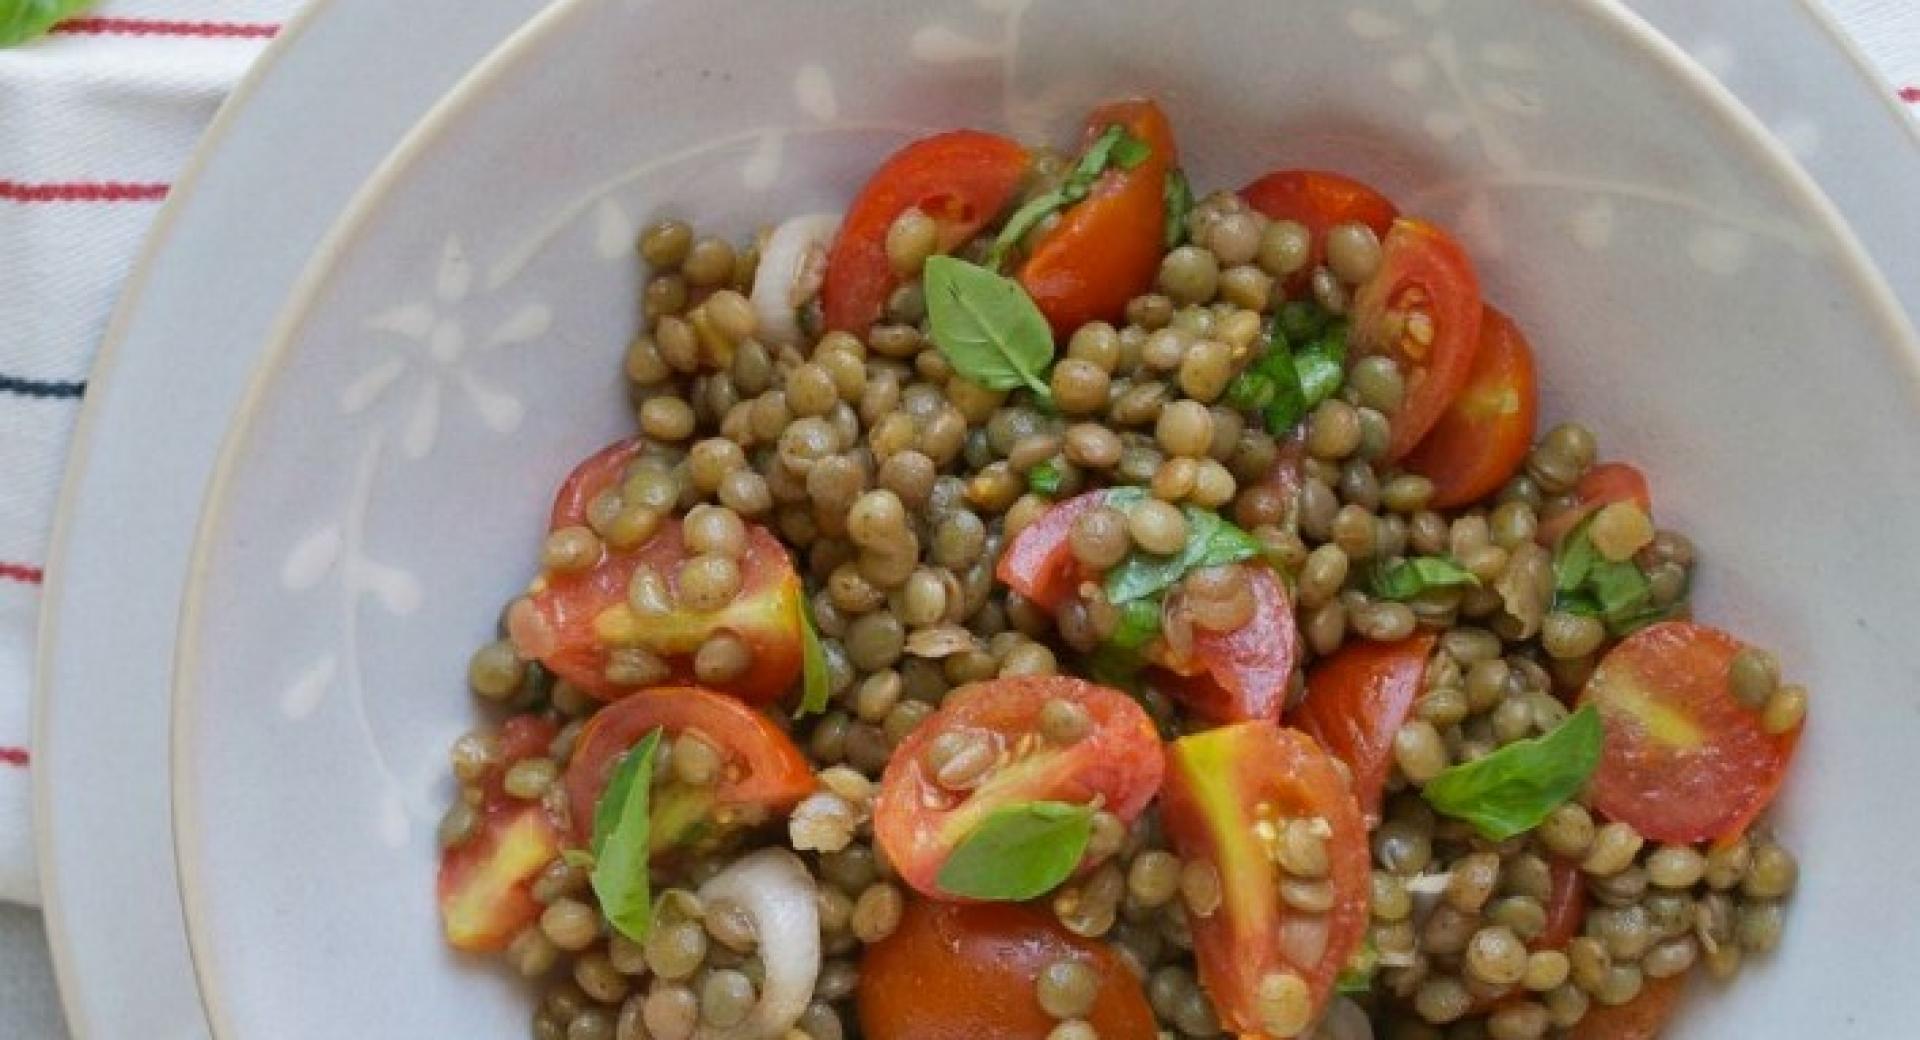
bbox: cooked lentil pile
[436,99,1805,1040]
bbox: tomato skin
[1019,99,1178,336]
[1290,634,1436,826]
[822,130,1030,337]
[1580,622,1801,844]
[859,899,1157,1040]
[1536,462,1653,547]
[1160,722,1370,1035]
[1402,306,1539,509]
[562,686,814,846]
[549,437,644,531]
[1563,972,1687,1040]
[1240,170,1399,287]
[1350,218,1484,461]
[438,712,563,952]
[874,676,1164,900]
[996,491,1106,612]
[513,518,804,704]
[1152,565,1299,724]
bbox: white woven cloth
[0,0,1912,913]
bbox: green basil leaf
[1224,371,1276,412]
[1553,517,1600,594]
[1589,560,1651,619]
[589,728,664,942]
[794,600,831,717]
[1256,345,1309,435]
[1422,705,1604,840]
[936,800,1094,901]
[1027,460,1064,497]
[1337,937,1379,996]
[924,256,1055,400]
[1110,130,1151,170]
[1104,507,1261,606]
[1109,597,1162,651]
[1295,322,1350,406]
[1276,300,1331,343]
[1371,556,1480,601]
[1,0,92,47]
[1164,168,1193,249]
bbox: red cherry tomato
[1539,857,1587,951]
[511,517,804,704]
[1240,169,1399,288]
[1536,462,1654,547]
[873,676,1163,900]
[1019,98,1178,336]
[1152,565,1299,724]
[1402,306,1540,509]
[549,437,644,531]
[437,713,562,952]
[1289,634,1436,826]
[1235,431,1306,534]
[858,899,1157,1040]
[1161,722,1370,1036]
[562,686,814,848]
[995,490,1106,612]
[1563,972,1687,1040]
[1580,622,1801,844]
[1350,218,1484,461]
[822,130,1030,337]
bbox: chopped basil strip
[1371,555,1480,601]
[1027,460,1064,497]
[589,728,665,942]
[2,0,92,47]
[1422,705,1603,840]
[1104,505,1262,606]
[1236,310,1348,436]
[1337,937,1379,996]
[987,124,1145,269]
[1163,167,1193,249]
[794,600,831,717]
[923,255,1054,401]
[936,800,1095,901]
[1109,597,1162,651]
[1551,518,1681,636]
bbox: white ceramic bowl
[175,0,1920,1036]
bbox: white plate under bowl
[174,0,1917,1036]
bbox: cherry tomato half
[437,714,562,952]
[1019,98,1178,336]
[822,130,1030,337]
[1536,462,1653,547]
[549,437,645,531]
[1350,218,1484,462]
[562,686,814,849]
[1580,622,1801,844]
[1161,722,1370,1037]
[1153,564,1300,724]
[859,899,1157,1040]
[873,676,1163,900]
[996,490,1106,612]
[1290,633,1437,826]
[1402,306,1540,509]
[1240,170,1399,288]
[1563,972,1687,1040]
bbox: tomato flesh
[549,437,645,532]
[1563,972,1687,1040]
[1151,564,1299,724]
[822,130,1030,337]
[513,518,804,704]
[996,490,1106,612]
[1536,462,1653,547]
[1580,622,1800,844]
[438,713,562,952]
[1350,218,1484,461]
[562,686,814,848]
[1160,722,1369,1037]
[859,899,1156,1040]
[873,676,1163,900]
[1402,306,1539,509]
[1240,170,1399,288]
[1289,634,1436,826]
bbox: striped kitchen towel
[0,0,304,906]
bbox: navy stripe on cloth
[0,374,86,399]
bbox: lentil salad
[436,98,1805,1040]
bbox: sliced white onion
[695,849,820,1040]
[751,212,840,346]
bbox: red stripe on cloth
[0,181,169,203]
[0,562,45,585]
[51,17,280,39]
[1901,86,1920,104]
[0,748,28,768]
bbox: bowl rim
[170,0,1920,1035]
